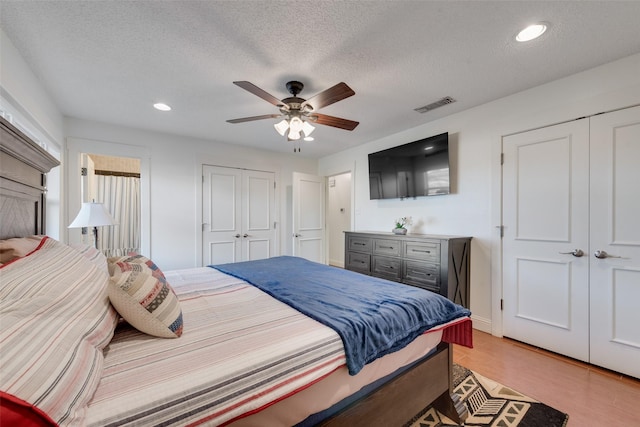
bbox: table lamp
[69,201,117,249]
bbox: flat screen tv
[368,132,450,200]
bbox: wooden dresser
[344,231,471,308]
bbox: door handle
[559,249,584,257]
[294,233,301,238]
[594,250,622,259]
[243,234,249,238]
[235,234,241,238]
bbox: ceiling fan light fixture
[301,121,315,137]
[228,80,358,145]
[274,119,288,136]
[304,136,314,142]
[289,117,303,134]
[288,129,301,140]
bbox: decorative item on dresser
[393,216,411,234]
[345,231,471,308]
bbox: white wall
[0,27,65,238]
[319,53,640,334]
[65,117,318,270]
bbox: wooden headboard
[0,116,60,239]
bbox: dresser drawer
[403,261,440,292]
[372,256,402,281]
[346,251,371,272]
[348,235,372,253]
[404,241,440,262]
[345,232,471,308]
[373,239,401,257]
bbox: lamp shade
[288,117,303,134]
[68,202,117,228]
[301,121,315,137]
[274,119,289,136]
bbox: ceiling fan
[226,80,359,146]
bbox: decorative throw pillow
[107,254,183,338]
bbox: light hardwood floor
[452,330,640,426]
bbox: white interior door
[589,106,640,379]
[202,165,242,265]
[502,119,590,361]
[242,170,275,261]
[293,172,325,263]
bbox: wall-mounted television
[368,132,450,200]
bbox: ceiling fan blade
[226,114,282,124]
[233,81,285,107]
[302,82,355,110]
[310,113,359,131]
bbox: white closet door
[502,119,590,361]
[202,166,242,265]
[203,165,276,265]
[242,170,275,261]
[589,105,640,379]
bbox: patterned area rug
[406,364,569,427]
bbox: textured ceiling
[2,1,640,158]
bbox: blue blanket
[211,256,470,375]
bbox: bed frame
[0,116,59,240]
[0,115,466,426]
[319,342,466,426]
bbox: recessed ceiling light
[516,23,548,42]
[153,102,172,111]
[304,136,314,142]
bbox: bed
[1,116,472,426]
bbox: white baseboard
[470,314,491,334]
[329,259,345,268]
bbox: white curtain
[95,174,140,257]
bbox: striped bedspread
[0,237,119,426]
[85,267,347,426]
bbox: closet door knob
[559,249,584,257]
[594,250,622,259]
[235,234,241,238]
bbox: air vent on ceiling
[414,96,456,114]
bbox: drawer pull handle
[379,246,394,249]
[354,242,366,246]
[410,270,431,276]
[412,250,431,253]
[380,265,394,269]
